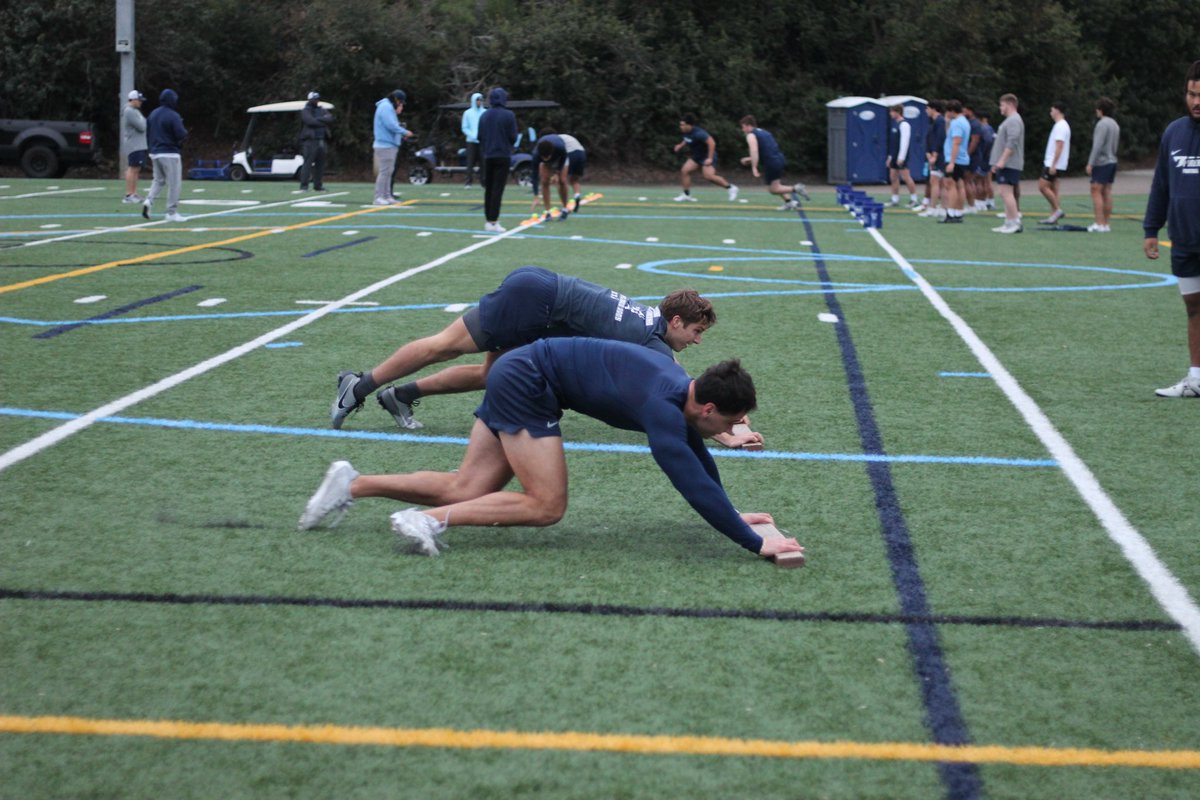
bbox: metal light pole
[116,0,135,177]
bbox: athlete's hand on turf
[759,535,803,558]
[722,429,763,448]
[740,511,774,526]
[1144,237,1160,260]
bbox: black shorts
[1040,166,1065,182]
[945,162,968,182]
[1172,249,1200,279]
[468,266,565,351]
[475,349,563,438]
[993,167,1021,186]
[566,150,586,178]
[127,149,147,168]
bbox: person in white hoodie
[460,92,484,188]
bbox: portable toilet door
[826,97,890,184]
[878,95,928,183]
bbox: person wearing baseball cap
[300,91,334,191]
[122,90,148,203]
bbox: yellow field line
[1,715,1197,769]
[0,200,417,296]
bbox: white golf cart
[228,100,334,181]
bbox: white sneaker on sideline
[165,212,187,223]
[672,193,697,202]
[298,460,359,530]
[372,198,392,206]
[1155,377,1200,398]
[727,184,739,201]
[390,508,448,556]
[992,222,1023,234]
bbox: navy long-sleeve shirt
[517,337,763,553]
[479,88,518,160]
[1143,116,1200,253]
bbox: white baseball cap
[128,90,145,101]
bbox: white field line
[868,226,1200,656]
[18,191,350,248]
[0,187,106,201]
[0,223,534,473]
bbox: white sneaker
[777,200,799,211]
[917,207,935,218]
[484,222,506,233]
[165,212,187,223]
[727,184,739,201]
[1042,209,1065,224]
[298,460,359,530]
[121,194,143,204]
[793,183,811,201]
[372,198,392,206]
[1155,377,1200,398]
[672,193,697,202]
[390,508,448,556]
[991,222,1023,234]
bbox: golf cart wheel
[513,164,533,187]
[408,164,432,185]
[228,164,247,181]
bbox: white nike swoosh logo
[1172,149,1182,155]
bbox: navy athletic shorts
[761,160,785,184]
[566,150,586,177]
[1090,163,1117,184]
[469,266,563,351]
[475,349,564,438]
[127,149,147,168]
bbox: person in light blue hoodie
[460,92,485,188]
[373,90,414,205]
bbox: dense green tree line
[1,0,1195,176]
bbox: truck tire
[20,144,60,179]
[228,164,247,181]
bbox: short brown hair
[739,115,757,127]
[1000,93,1019,108]
[659,289,716,328]
[1096,96,1116,116]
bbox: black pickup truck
[0,119,99,178]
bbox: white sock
[1188,367,1200,380]
[891,194,899,203]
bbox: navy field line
[868,227,1200,658]
[0,407,1057,469]
[0,219,541,474]
[798,209,982,800]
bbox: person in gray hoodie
[122,90,147,203]
[460,92,485,187]
[142,88,188,222]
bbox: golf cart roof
[438,100,560,111]
[246,100,335,113]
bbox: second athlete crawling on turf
[330,266,764,449]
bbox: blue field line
[0,407,1056,468]
[32,285,204,339]
[799,208,983,798]
[940,371,991,378]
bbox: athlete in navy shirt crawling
[300,338,803,560]
[330,267,763,449]
[673,113,738,203]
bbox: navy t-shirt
[515,338,763,552]
[683,126,713,162]
[551,272,672,358]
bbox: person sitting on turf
[330,266,762,448]
[302,338,803,562]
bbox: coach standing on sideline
[1145,60,1200,398]
[478,87,517,233]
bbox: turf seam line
[0,588,1179,631]
[801,210,983,800]
[0,205,533,474]
[868,227,1200,658]
[32,285,204,339]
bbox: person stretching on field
[329,266,762,448]
[302,338,803,562]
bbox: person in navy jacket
[141,88,188,222]
[1145,60,1200,397]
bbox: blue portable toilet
[826,96,889,184]
[878,95,929,183]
